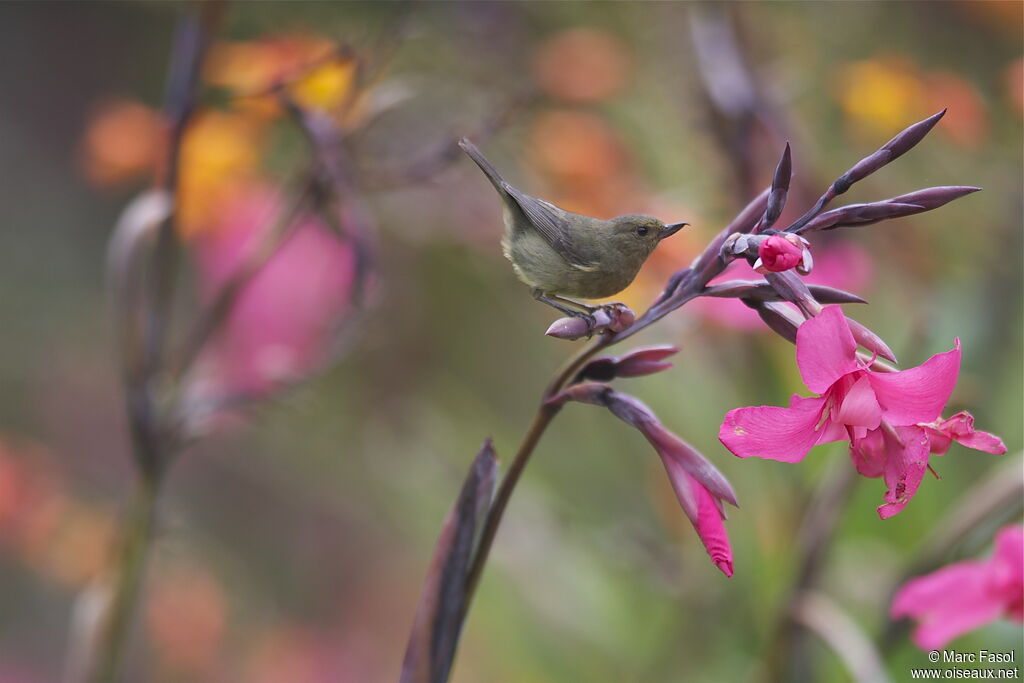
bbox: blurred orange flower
[79,99,166,188]
[925,71,988,147]
[146,562,227,675]
[533,28,631,103]
[528,109,640,217]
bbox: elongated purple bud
[801,202,924,232]
[835,109,946,194]
[846,316,898,363]
[886,185,981,210]
[784,110,947,233]
[765,271,822,318]
[579,345,679,382]
[761,143,792,230]
[705,280,865,305]
[750,301,801,343]
[615,346,677,376]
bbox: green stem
[89,475,161,683]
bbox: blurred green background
[0,2,1020,681]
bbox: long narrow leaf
[401,440,498,683]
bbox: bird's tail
[458,138,508,195]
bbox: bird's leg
[545,293,632,323]
[531,289,595,319]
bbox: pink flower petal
[796,306,860,394]
[833,374,882,428]
[877,426,931,519]
[891,562,1006,650]
[868,342,961,426]
[924,411,1007,455]
[849,428,886,478]
[757,235,804,273]
[194,186,356,397]
[719,395,835,462]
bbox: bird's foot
[544,302,637,340]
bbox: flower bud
[545,316,592,340]
[755,234,806,273]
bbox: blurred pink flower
[718,305,1005,517]
[891,525,1023,650]
[193,184,356,398]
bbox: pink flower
[192,185,357,398]
[891,525,1023,650]
[755,234,804,273]
[718,305,1003,517]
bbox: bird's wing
[504,186,596,269]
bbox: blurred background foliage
[0,2,1020,681]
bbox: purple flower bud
[765,270,822,318]
[751,301,801,343]
[801,202,924,233]
[545,316,592,340]
[846,316,898,363]
[761,142,792,230]
[886,186,981,211]
[615,345,678,377]
[576,346,679,383]
[545,309,618,340]
[837,109,946,192]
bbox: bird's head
[608,215,689,261]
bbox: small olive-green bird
[459,138,687,319]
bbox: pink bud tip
[715,558,735,578]
[757,234,805,273]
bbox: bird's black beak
[659,222,689,239]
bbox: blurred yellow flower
[837,58,928,139]
[289,57,358,114]
[177,110,264,238]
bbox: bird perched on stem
[459,138,687,326]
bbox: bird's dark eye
[636,226,649,237]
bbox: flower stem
[458,336,608,625]
[89,474,161,683]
